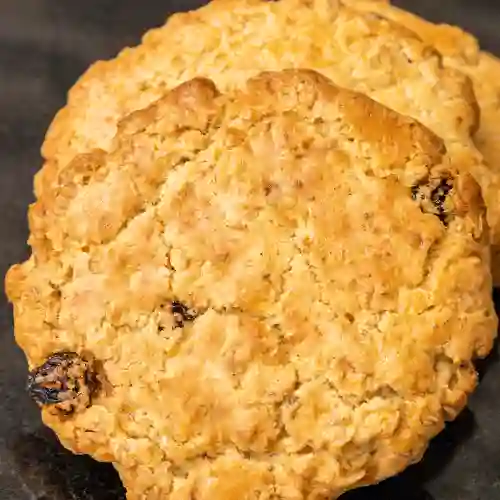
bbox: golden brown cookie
[344,0,500,283]
[37,0,500,284]
[6,69,497,499]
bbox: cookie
[37,0,500,282]
[344,0,500,282]
[6,69,497,499]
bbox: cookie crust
[7,69,497,499]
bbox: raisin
[27,352,98,414]
[171,300,198,328]
[411,175,454,225]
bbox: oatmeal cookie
[344,0,500,282]
[6,70,497,499]
[37,0,500,282]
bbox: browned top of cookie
[345,0,500,281]
[35,0,500,287]
[6,70,496,500]
[40,0,479,178]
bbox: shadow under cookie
[6,426,125,500]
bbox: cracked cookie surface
[37,0,500,281]
[6,70,497,499]
[344,0,500,283]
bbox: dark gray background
[1,1,499,499]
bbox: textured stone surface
[0,0,499,499]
